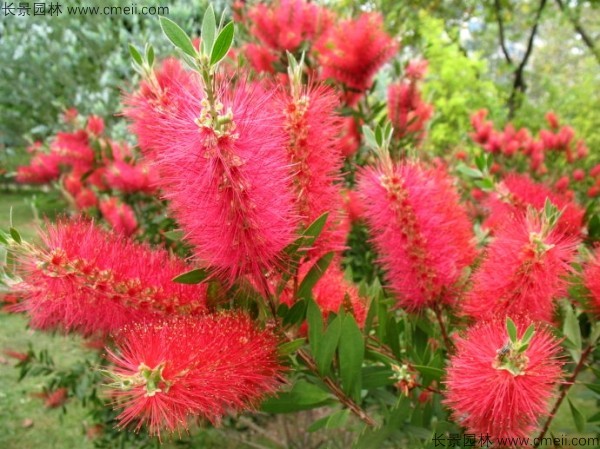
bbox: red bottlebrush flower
[105,160,155,194]
[462,211,579,323]
[16,153,62,184]
[339,116,361,157]
[405,58,428,81]
[357,161,476,310]
[315,13,397,101]
[584,248,600,314]
[51,130,94,170]
[545,111,559,130]
[279,81,346,254]
[554,176,570,192]
[105,313,283,437]
[444,318,562,440]
[572,168,585,182]
[124,62,297,285]
[387,79,433,142]
[63,172,83,197]
[311,264,367,326]
[44,388,69,408]
[75,188,98,210]
[99,198,137,236]
[484,174,584,237]
[243,43,278,74]
[14,218,207,336]
[342,189,364,223]
[62,107,79,124]
[3,349,30,362]
[86,115,105,136]
[247,0,331,54]
[589,185,600,198]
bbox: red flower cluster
[483,174,585,237]
[16,112,155,235]
[387,59,434,143]
[445,319,562,440]
[106,313,283,437]
[314,13,398,104]
[470,110,589,183]
[462,210,579,323]
[125,60,298,285]
[14,218,207,336]
[358,161,475,310]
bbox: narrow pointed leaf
[297,252,334,300]
[129,44,143,65]
[159,17,196,57]
[172,268,210,284]
[201,4,216,56]
[339,314,364,401]
[315,313,343,375]
[210,22,234,66]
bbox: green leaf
[159,17,197,57]
[0,232,8,245]
[521,323,535,344]
[210,22,234,66]
[302,212,329,247]
[362,125,377,149]
[260,380,332,413]
[361,366,396,389]
[506,317,518,343]
[315,313,343,375]
[588,411,600,422]
[584,383,600,396]
[338,315,364,401]
[308,409,349,432]
[128,44,143,65]
[456,164,483,179]
[201,4,216,56]
[297,252,334,300]
[163,230,184,241]
[146,45,155,67]
[568,398,586,433]
[172,268,210,284]
[307,298,324,356]
[9,227,21,244]
[563,304,582,352]
[282,299,307,326]
[474,178,494,191]
[278,338,306,357]
[412,364,444,380]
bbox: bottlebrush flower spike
[358,161,476,310]
[105,313,283,437]
[444,318,562,440]
[12,218,207,336]
[279,77,347,254]
[462,206,579,323]
[99,198,138,236]
[387,63,434,143]
[247,0,331,54]
[124,61,298,285]
[484,174,585,237]
[584,247,600,314]
[315,13,397,103]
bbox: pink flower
[545,111,559,129]
[584,247,600,314]
[461,211,579,323]
[444,318,562,440]
[243,43,278,74]
[104,160,155,194]
[86,115,105,136]
[247,0,332,54]
[99,198,137,236]
[14,218,207,336]
[388,78,433,142]
[105,313,283,437]
[75,188,98,210]
[484,174,584,237]
[315,13,397,102]
[279,82,347,255]
[358,161,476,310]
[16,153,61,184]
[572,169,585,182]
[125,61,298,285]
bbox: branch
[508,0,548,118]
[534,344,593,446]
[555,0,600,65]
[494,0,514,65]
